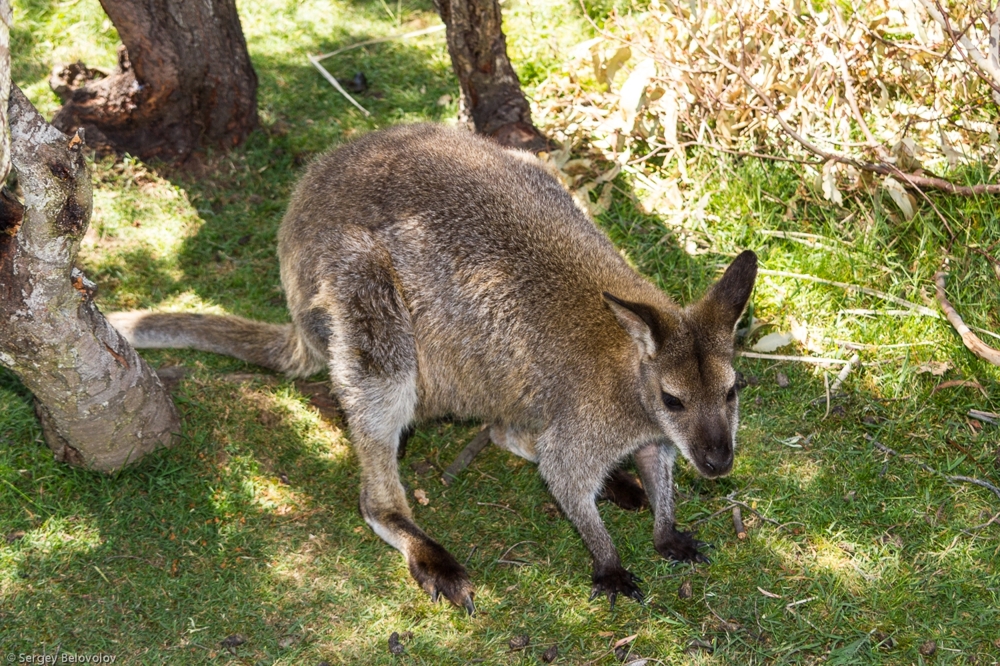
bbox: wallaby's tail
[106,311,326,378]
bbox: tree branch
[934,271,1000,366]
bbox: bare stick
[740,352,851,365]
[934,272,1000,367]
[441,427,492,486]
[822,371,831,420]
[732,506,747,539]
[829,354,861,394]
[969,409,999,424]
[307,54,371,117]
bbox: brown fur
[107,124,757,611]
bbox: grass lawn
[2,0,999,663]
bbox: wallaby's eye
[661,392,685,411]
[726,385,738,402]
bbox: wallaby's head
[605,250,758,479]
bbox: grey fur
[107,124,757,610]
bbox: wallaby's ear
[603,292,665,358]
[694,250,758,332]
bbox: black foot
[599,468,649,511]
[407,538,475,614]
[656,527,710,564]
[590,566,644,609]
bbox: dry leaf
[620,58,657,131]
[752,332,793,352]
[613,634,639,649]
[821,160,843,206]
[883,176,916,220]
[916,360,951,376]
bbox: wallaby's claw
[656,527,711,564]
[407,539,476,612]
[591,566,645,609]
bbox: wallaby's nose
[703,449,733,476]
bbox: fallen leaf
[613,634,638,649]
[916,360,951,376]
[678,580,693,598]
[883,176,916,220]
[757,586,782,599]
[751,332,793,352]
[620,58,657,131]
[821,160,843,205]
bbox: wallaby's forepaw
[589,566,644,609]
[656,527,711,564]
[407,539,476,614]
[599,468,649,511]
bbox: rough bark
[434,0,551,153]
[0,86,180,471]
[50,0,257,162]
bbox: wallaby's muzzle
[692,419,735,478]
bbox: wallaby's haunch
[108,124,757,613]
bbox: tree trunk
[50,0,257,162]
[0,0,11,183]
[0,86,180,471]
[434,0,551,153]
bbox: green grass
[3,0,1000,663]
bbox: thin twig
[306,54,371,117]
[314,24,446,60]
[867,435,1000,504]
[477,501,519,514]
[965,511,1000,531]
[758,268,941,318]
[497,540,538,566]
[729,499,782,527]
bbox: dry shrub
[533,0,1000,215]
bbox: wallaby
[107,124,757,613]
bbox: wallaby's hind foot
[599,468,648,511]
[656,528,710,564]
[394,515,476,613]
[364,509,474,612]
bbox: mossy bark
[0,86,179,472]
